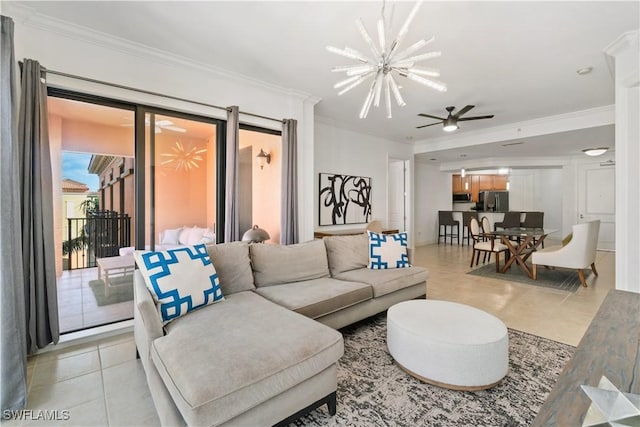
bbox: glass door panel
[144,112,218,251]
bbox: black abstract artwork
[319,173,372,225]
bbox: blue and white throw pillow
[368,231,410,269]
[134,244,224,324]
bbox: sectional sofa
[134,233,428,426]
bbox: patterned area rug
[88,278,133,306]
[294,314,574,427]
[467,262,590,292]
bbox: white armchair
[531,220,600,287]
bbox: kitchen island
[451,211,528,232]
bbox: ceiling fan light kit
[327,0,447,119]
[582,147,609,156]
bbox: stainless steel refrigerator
[479,191,509,212]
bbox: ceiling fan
[121,118,186,134]
[416,105,494,132]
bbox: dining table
[486,228,558,278]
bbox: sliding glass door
[142,110,221,252]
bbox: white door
[388,159,407,231]
[577,162,615,250]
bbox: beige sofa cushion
[154,291,343,426]
[207,242,255,295]
[250,240,330,287]
[323,234,369,276]
[255,277,372,319]
[335,266,429,298]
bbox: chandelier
[327,0,446,119]
[160,140,207,172]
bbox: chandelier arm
[359,78,377,119]
[326,46,369,63]
[388,74,406,107]
[334,74,364,89]
[384,74,393,118]
[402,67,440,77]
[377,18,386,54]
[337,71,377,96]
[400,72,447,92]
[390,37,433,63]
[356,19,381,59]
[400,51,442,64]
[346,65,376,77]
[373,72,384,107]
[387,0,423,59]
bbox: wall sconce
[256,149,271,169]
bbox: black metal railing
[64,210,131,270]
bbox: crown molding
[4,3,315,101]
[413,105,615,154]
[604,30,639,57]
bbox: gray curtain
[1,15,27,412]
[280,119,299,244]
[224,106,240,242]
[18,59,59,353]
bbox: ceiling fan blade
[416,122,442,129]
[454,105,475,118]
[163,125,187,133]
[418,113,445,120]
[156,120,174,126]
[458,115,495,121]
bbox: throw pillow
[178,227,193,245]
[134,244,224,324]
[160,227,183,245]
[367,231,410,269]
[188,226,207,245]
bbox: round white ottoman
[387,300,508,390]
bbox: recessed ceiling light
[576,67,593,75]
[460,154,467,158]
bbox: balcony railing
[64,210,131,270]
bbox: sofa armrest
[133,271,164,365]
[407,247,414,265]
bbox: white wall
[314,120,413,235]
[8,7,319,241]
[414,163,452,245]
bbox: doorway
[577,161,615,251]
[388,159,410,232]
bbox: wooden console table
[314,228,399,239]
[532,289,640,426]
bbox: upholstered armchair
[531,220,600,287]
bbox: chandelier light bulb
[327,0,446,118]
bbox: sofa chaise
[134,233,428,426]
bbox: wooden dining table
[485,228,557,278]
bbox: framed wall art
[318,173,372,225]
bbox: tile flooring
[14,242,615,426]
[57,267,133,333]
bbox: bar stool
[438,211,459,245]
[461,211,479,246]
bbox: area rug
[88,278,133,306]
[467,262,590,292]
[294,314,574,427]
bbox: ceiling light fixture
[576,67,593,75]
[160,140,206,172]
[442,117,459,132]
[327,0,446,119]
[460,168,466,178]
[582,147,609,157]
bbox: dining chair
[438,211,459,245]
[531,220,600,287]
[494,211,522,231]
[469,217,508,272]
[461,211,478,246]
[521,211,545,247]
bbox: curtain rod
[42,67,285,124]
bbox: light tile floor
[13,242,614,426]
[57,267,133,333]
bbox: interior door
[577,162,615,251]
[388,159,407,231]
